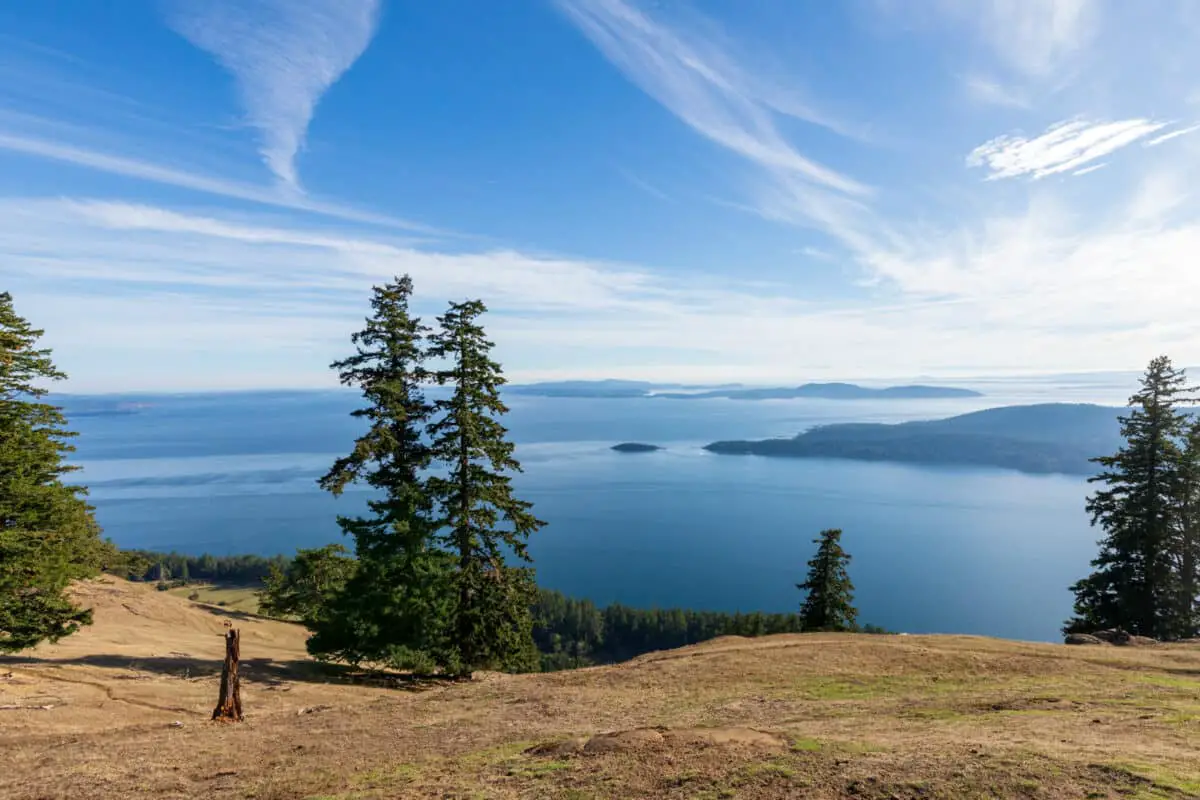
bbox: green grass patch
[788,737,823,752]
[505,760,573,779]
[1108,762,1200,798]
[167,583,262,614]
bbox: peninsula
[704,403,1123,475]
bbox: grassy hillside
[2,578,1199,799]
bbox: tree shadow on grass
[0,652,459,692]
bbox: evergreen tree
[426,299,544,676]
[1066,356,1193,639]
[259,544,357,627]
[306,276,452,670]
[0,292,105,652]
[1169,418,1200,638]
[179,559,190,584]
[797,528,858,632]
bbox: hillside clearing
[165,582,263,615]
[0,578,1198,799]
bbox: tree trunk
[211,628,243,722]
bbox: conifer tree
[0,292,105,652]
[260,543,357,627]
[797,528,858,632]
[307,276,452,670]
[1169,418,1200,638]
[426,299,543,676]
[1066,356,1193,639]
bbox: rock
[1087,629,1157,646]
[1065,633,1103,645]
[583,728,665,753]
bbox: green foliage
[105,550,288,584]
[258,543,357,627]
[1067,356,1197,639]
[427,299,544,676]
[306,275,451,670]
[0,292,106,652]
[797,529,858,632]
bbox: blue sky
[4,0,1199,392]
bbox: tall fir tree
[1169,418,1200,638]
[797,528,858,632]
[0,292,106,652]
[306,276,452,670]
[426,299,543,676]
[1066,356,1193,639]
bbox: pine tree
[1066,356,1193,639]
[797,528,858,632]
[0,292,106,652]
[306,276,452,670]
[426,299,544,676]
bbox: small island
[611,442,663,453]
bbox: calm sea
[64,374,1136,643]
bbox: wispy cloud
[1146,123,1200,147]
[617,167,674,202]
[0,129,440,232]
[1072,162,1107,176]
[165,0,382,190]
[963,74,1031,109]
[9,194,1200,392]
[555,0,868,198]
[967,118,1168,180]
[936,0,1095,79]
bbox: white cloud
[554,0,868,198]
[0,128,439,232]
[165,0,381,190]
[1072,162,1107,176]
[6,194,1200,392]
[1146,123,1200,147]
[967,118,1168,180]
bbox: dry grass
[3,577,1200,799]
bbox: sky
[3,0,1200,392]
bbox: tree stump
[211,628,243,722]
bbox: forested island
[611,442,662,452]
[705,403,1124,475]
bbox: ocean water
[64,374,1137,643]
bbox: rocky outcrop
[1066,629,1158,646]
[1064,633,1103,645]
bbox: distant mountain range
[654,382,983,400]
[505,380,981,400]
[705,403,1126,475]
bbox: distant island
[704,403,1124,475]
[656,382,983,401]
[505,380,742,398]
[611,442,663,453]
[504,380,980,400]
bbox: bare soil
[3,577,1200,799]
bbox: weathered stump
[211,628,243,722]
